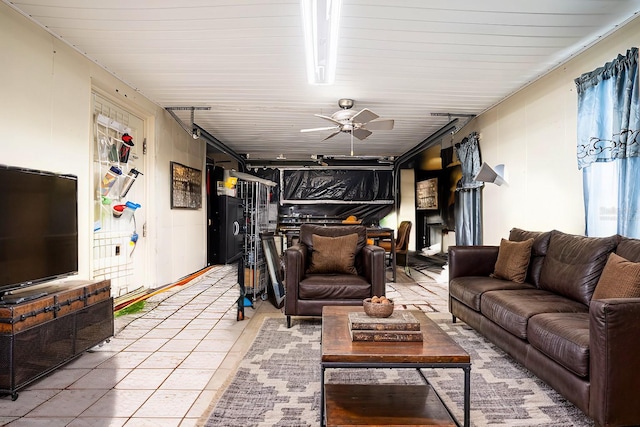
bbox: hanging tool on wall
[123,201,142,257]
[129,231,139,257]
[120,168,143,198]
[119,133,134,163]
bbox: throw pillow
[592,252,640,299]
[509,228,551,287]
[491,238,534,283]
[307,233,359,275]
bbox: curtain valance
[574,47,639,169]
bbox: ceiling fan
[300,99,394,142]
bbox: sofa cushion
[480,289,588,339]
[527,313,590,378]
[450,276,534,311]
[299,274,371,299]
[509,228,551,287]
[538,230,618,305]
[615,236,640,262]
[592,252,640,300]
[491,238,534,283]
[307,233,358,275]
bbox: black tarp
[251,168,395,226]
[282,169,393,201]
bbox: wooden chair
[378,221,412,275]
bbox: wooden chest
[84,280,111,306]
[0,296,56,334]
[0,279,112,334]
[55,286,86,317]
[0,279,113,398]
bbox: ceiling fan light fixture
[301,99,395,142]
[301,0,342,85]
[337,98,353,109]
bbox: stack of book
[348,311,423,342]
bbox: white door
[92,93,147,297]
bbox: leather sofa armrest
[362,244,386,297]
[589,298,640,427]
[285,244,306,280]
[448,245,499,280]
[284,244,306,314]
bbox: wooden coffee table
[321,306,471,426]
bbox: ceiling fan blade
[351,108,379,125]
[314,114,343,125]
[352,128,372,140]
[363,118,394,130]
[323,130,342,141]
[301,126,339,133]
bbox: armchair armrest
[284,244,306,314]
[362,244,386,297]
[589,298,640,427]
[448,245,499,280]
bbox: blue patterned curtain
[575,47,640,237]
[454,132,483,245]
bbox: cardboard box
[244,268,261,289]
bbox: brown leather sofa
[449,228,640,427]
[285,224,386,328]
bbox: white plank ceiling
[6,0,640,164]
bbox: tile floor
[0,264,449,426]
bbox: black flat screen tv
[0,165,79,295]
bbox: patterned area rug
[409,251,448,273]
[205,315,594,427]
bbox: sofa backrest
[538,230,618,305]
[509,228,551,287]
[299,224,368,273]
[615,236,640,262]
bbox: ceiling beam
[193,124,246,171]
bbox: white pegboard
[92,230,134,296]
[92,93,145,297]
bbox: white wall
[0,3,207,289]
[453,15,640,245]
[153,110,207,287]
[399,168,417,251]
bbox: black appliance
[211,195,244,264]
[0,166,78,296]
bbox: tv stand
[0,279,113,400]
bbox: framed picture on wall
[171,161,202,209]
[416,178,438,210]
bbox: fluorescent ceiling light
[301,0,342,85]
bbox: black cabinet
[211,195,244,264]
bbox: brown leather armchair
[284,224,386,327]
